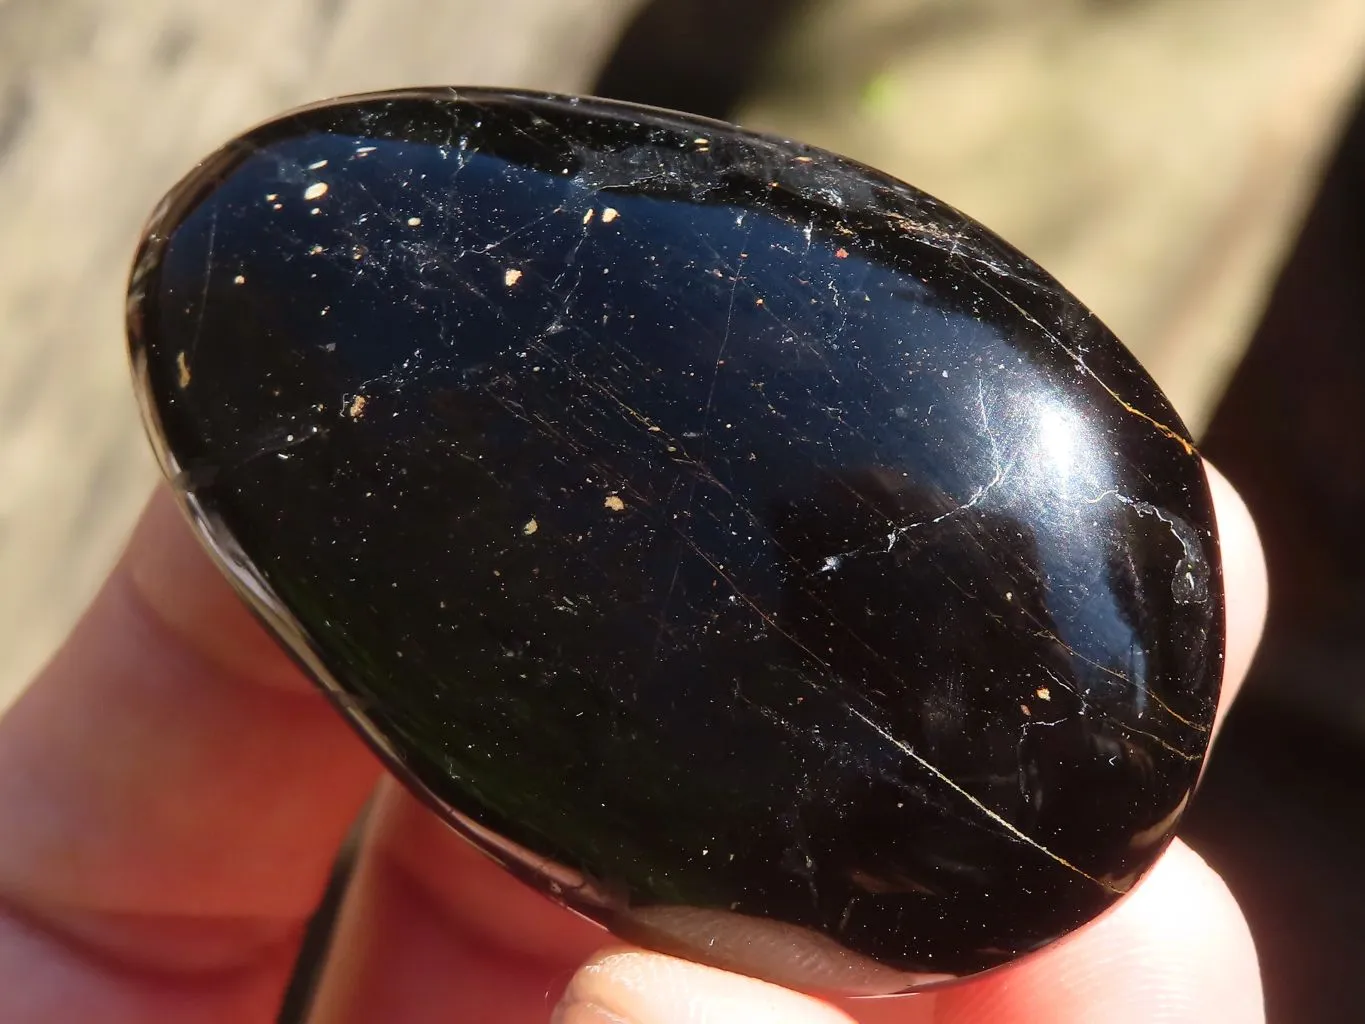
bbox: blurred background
[3,1,1365,1020]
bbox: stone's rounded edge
[607,905,956,997]
[142,85,1207,464]
[1194,454,1229,712]
[124,86,1225,992]
[160,84,1129,370]
[125,128,268,493]
[242,83,859,162]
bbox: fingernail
[550,999,635,1024]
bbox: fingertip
[1204,461,1268,625]
[1203,462,1268,721]
[554,949,860,1024]
[934,841,1263,1024]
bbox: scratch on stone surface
[882,467,1005,553]
[680,536,839,678]
[1092,490,1209,606]
[650,557,685,666]
[242,423,325,463]
[687,521,1146,884]
[699,262,743,437]
[844,704,1123,893]
[480,211,556,254]
[189,206,218,366]
[885,210,1022,281]
[677,476,943,688]
[1017,716,1067,796]
[1036,668,1202,762]
[1041,634,1211,734]
[867,386,1013,554]
[572,143,715,199]
[968,272,1197,457]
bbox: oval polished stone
[127,88,1224,993]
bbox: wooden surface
[1,0,1362,710]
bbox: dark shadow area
[1183,81,1365,1024]
[592,0,811,119]
[1183,705,1365,1024]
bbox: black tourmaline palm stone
[128,89,1224,993]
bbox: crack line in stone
[966,271,1197,457]
[1035,669,1201,762]
[189,206,219,368]
[1038,633,1211,734]
[842,704,1121,893]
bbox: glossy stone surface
[127,89,1224,993]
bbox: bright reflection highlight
[1032,399,1100,496]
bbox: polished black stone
[127,88,1224,993]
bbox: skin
[0,465,1266,1023]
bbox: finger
[554,949,868,1024]
[312,460,1265,1022]
[546,840,1261,1024]
[304,778,606,1024]
[930,840,1263,1024]
[1203,462,1267,735]
[0,488,380,1022]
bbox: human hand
[0,466,1266,1023]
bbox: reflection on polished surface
[127,89,1223,990]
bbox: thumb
[552,949,867,1024]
